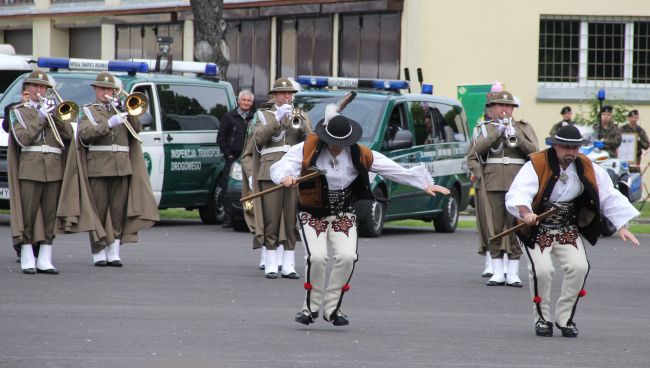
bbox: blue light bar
[37,57,149,73]
[130,59,218,75]
[297,75,409,91]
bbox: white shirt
[270,142,433,191]
[505,160,639,230]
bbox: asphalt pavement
[1,214,649,368]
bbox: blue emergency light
[297,75,409,91]
[37,57,149,73]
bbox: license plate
[0,187,9,200]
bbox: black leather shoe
[535,319,553,337]
[295,309,318,325]
[37,268,59,275]
[481,272,493,278]
[94,260,107,267]
[258,265,265,271]
[107,260,123,267]
[265,272,278,279]
[330,309,349,326]
[556,322,578,337]
[506,281,523,287]
[281,272,300,279]
[486,280,505,286]
[22,268,36,275]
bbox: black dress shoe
[107,260,123,267]
[281,272,300,279]
[535,319,553,337]
[37,268,59,275]
[481,272,493,278]
[556,322,578,337]
[295,310,319,325]
[330,309,349,326]
[258,265,265,271]
[265,272,278,279]
[22,268,36,275]
[94,260,107,267]
[506,281,523,287]
[486,280,505,286]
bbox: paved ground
[1,215,649,368]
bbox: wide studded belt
[539,202,577,228]
[328,185,354,215]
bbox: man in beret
[620,110,649,172]
[595,105,622,158]
[549,106,576,137]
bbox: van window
[157,84,229,131]
[132,84,157,132]
[384,103,408,142]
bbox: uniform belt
[88,144,130,152]
[485,157,525,165]
[260,145,291,155]
[21,145,62,154]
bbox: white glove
[108,112,128,128]
[274,104,292,122]
[112,98,124,111]
[38,103,54,120]
[495,123,506,136]
[247,176,253,188]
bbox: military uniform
[549,120,576,137]
[77,72,158,267]
[242,78,312,278]
[595,123,622,158]
[474,91,539,287]
[620,123,649,170]
[8,70,73,274]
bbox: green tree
[574,94,632,126]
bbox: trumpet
[499,117,519,148]
[105,88,148,143]
[37,88,78,148]
[289,104,303,129]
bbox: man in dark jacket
[217,89,254,227]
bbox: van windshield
[294,94,386,142]
[0,75,96,118]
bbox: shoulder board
[517,119,529,124]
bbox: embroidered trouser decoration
[523,225,590,327]
[298,212,358,320]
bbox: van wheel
[433,187,458,233]
[358,188,386,238]
[199,185,225,225]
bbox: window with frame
[156,84,229,131]
[538,17,650,87]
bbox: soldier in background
[241,78,312,279]
[77,72,158,267]
[620,109,649,172]
[7,70,73,274]
[474,90,539,287]
[595,105,622,158]
[549,106,576,137]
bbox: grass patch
[386,219,476,229]
[159,208,200,219]
[634,202,650,218]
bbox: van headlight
[230,161,243,180]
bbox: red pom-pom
[303,282,312,290]
[533,296,542,304]
[342,284,351,292]
[579,289,587,297]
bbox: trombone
[105,88,147,143]
[37,88,79,148]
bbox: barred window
[587,22,625,81]
[633,21,650,84]
[538,19,580,83]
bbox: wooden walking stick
[488,207,558,243]
[240,167,325,203]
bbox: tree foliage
[573,94,632,126]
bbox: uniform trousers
[19,179,62,244]
[259,180,297,250]
[486,191,521,259]
[89,176,129,239]
[522,226,589,328]
[298,211,358,321]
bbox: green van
[226,76,471,237]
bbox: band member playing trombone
[241,77,312,279]
[78,72,158,267]
[7,70,74,274]
[474,90,538,287]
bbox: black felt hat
[546,125,590,146]
[314,115,363,146]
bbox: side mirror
[386,129,413,150]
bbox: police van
[0,57,236,223]
[226,76,471,237]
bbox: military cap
[628,109,639,117]
[91,72,119,89]
[269,77,298,94]
[560,106,572,114]
[485,90,518,107]
[24,69,53,88]
[601,105,613,113]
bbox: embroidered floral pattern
[536,227,555,253]
[332,214,356,237]
[299,213,329,237]
[555,225,579,248]
[536,225,580,252]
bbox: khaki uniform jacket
[549,120,576,137]
[8,103,74,246]
[596,123,622,158]
[474,119,539,191]
[240,103,312,248]
[75,102,159,251]
[620,124,649,163]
